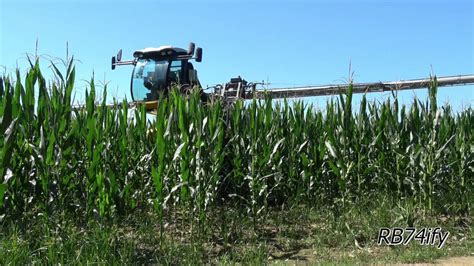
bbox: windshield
[131,59,169,101]
[131,59,186,101]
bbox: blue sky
[1,0,473,110]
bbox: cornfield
[0,59,473,231]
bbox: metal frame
[253,75,474,99]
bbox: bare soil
[268,246,474,265]
[402,256,474,266]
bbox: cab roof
[133,46,188,59]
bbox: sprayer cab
[111,42,203,102]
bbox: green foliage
[0,59,472,233]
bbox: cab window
[169,60,183,84]
[131,59,168,101]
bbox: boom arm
[73,74,473,113]
[212,74,474,103]
[253,75,474,99]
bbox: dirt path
[269,246,474,265]
[400,256,474,265]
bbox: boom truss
[211,74,474,103]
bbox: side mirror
[196,47,202,62]
[111,56,116,70]
[188,42,195,56]
[117,49,122,62]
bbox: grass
[0,58,472,264]
[1,203,472,264]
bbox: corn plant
[0,59,472,234]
